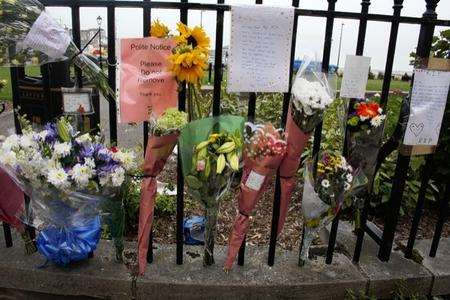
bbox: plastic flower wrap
[138,108,187,275]
[0,117,136,265]
[277,57,337,236]
[224,123,287,271]
[299,152,364,266]
[150,20,210,120]
[346,96,386,225]
[180,116,244,266]
[0,0,113,98]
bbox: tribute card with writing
[403,68,450,147]
[119,37,178,123]
[340,55,371,99]
[227,5,294,93]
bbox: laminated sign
[119,37,178,123]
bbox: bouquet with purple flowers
[0,117,136,265]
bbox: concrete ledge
[1,224,450,299]
[414,238,450,296]
[335,222,433,299]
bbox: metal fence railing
[3,0,450,268]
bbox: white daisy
[47,167,69,188]
[321,179,330,188]
[53,142,72,157]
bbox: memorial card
[403,68,450,146]
[340,55,371,99]
[62,87,93,115]
[119,37,178,123]
[227,5,294,93]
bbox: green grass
[0,66,41,101]
[336,77,410,93]
[0,66,411,102]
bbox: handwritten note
[403,69,450,146]
[227,5,294,93]
[340,55,371,99]
[118,37,178,123]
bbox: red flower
[356,101,380,119]
[110,146,119,153]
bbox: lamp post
[336,22,344,72]
[96,15,103,69]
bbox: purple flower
[98,160,119,177]
[44,122,58,144]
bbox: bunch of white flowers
[112,150,137,171]
[291,77,333,116]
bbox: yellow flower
[175,22,210,53]
[168,47,208,84]
[150,19,170,38]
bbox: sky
[46,0,450,73]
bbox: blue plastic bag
[183,216,205,245]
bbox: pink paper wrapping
[0,168,24,231]
[138,133,178,275]
[224,153,284,270]
[119,37,178,123]
[277,109,310,236]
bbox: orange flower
[356,101,380,119]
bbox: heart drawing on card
[409,123,424,137]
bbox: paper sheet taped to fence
[119,37,178,123]
[227,5,294,93]
[403,69,450,146]
[340,55,371,99]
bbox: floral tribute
[299,151,361,266]
[0,117,136,265]
[138,108,187,275]
[345,95,386,226]
[277,57,336,236]
[180,116,245,266]
[150,20,210,120]
[0,0,114,98]
[225,123,287,271]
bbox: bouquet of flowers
[138,107,187,275]
[180,116,244,265]
[224,123,287,271]
[346,96,386,186]
[278,57,336,235]
[0,117,136,265]
[0,0,113,98]
[150,20,210,121]
[299,152,362,266]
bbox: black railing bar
[327,0,370,266]
[267,0,300,267]
[40,1,450,27]
[429,181,450,257]
[142,0,153,264]
[176,0,188,266]
[364,223,382,245]
[404,155,432,258]
[3,223,13,248]
[212,0,224,117]
[107,5,118,144]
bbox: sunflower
[168,46,208,84]
[175,22,210,53]
[150,19,170,38]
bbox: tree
[410,29,450,64]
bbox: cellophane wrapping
[180,115,245,266]
[224,122,286,270]
[0,0,113,98]
[277,57,337,235]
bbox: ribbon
[36,215,101,266]
[138,133,178,275]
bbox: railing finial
[393,0,404,11]
[361,0,371,7]
[424,0,439,18]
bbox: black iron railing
[3,0,450,268]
